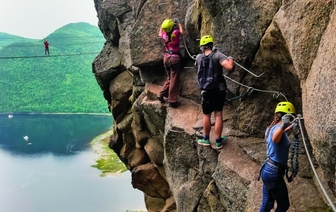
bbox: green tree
[0,22,108,113]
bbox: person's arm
[178,23,184,36]
[220,57,234,71]
[159,27,163,37]
[272,125,284,143]
[272,115,291,143]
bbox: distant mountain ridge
[0,32,33,50]
[0,22,107,113]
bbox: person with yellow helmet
[259,101,296,212]
[196,35,234,149]
[157,18,184,108]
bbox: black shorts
[201,90,226,114]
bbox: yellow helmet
[274,101,296,114]
[200,35,214,46]
[161,19,174,33]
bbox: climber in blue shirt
[259,101,296,212]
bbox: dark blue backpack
[197,51,219,90]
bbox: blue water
[0,114,146,212]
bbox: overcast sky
[0,0,99,39]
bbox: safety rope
[0,52,100,60]
[223,53,265,77]
[286,135,299,182]
[296,115,336,211]
[212,45,264,78]
[2,35,103,41]
[226,87,253,103]
[223,74,288,101]
[291,136,299,175]
[7,41,103,48]
[177,0,197,61]
[183,37,197,60]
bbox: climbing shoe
[157,95,165,103]
[197,138,210,147]
[215,136,227,149]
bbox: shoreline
[90,128,127,176]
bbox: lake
[0,114,146,212]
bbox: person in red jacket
[157,18,184,108]
[44,39,50,56]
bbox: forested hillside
[0,22,108,113]
[0,33,30,50]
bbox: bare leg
[214,111,223,139]
[203,114,211,136]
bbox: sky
[0,0,99,39]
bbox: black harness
[259,154,299,183]
[165,50,180,56]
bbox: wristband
[227,56,234,60]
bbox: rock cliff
[92,0,336,211]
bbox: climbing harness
[258,158,288,181]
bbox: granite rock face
[92,0,336,211]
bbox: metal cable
[183,37,197,60]
[224,54,265,77]
[226,87,253,102]
[222,53,265,78]
[297,115,336,211]
[0,52,100,60]
[213,45,264,78]
[223,74,288,101]
[179,0,197,61]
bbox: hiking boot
[157,95,165,103]
[197,138,210,147]
[215,136,227,149]
[168,102,179,108]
